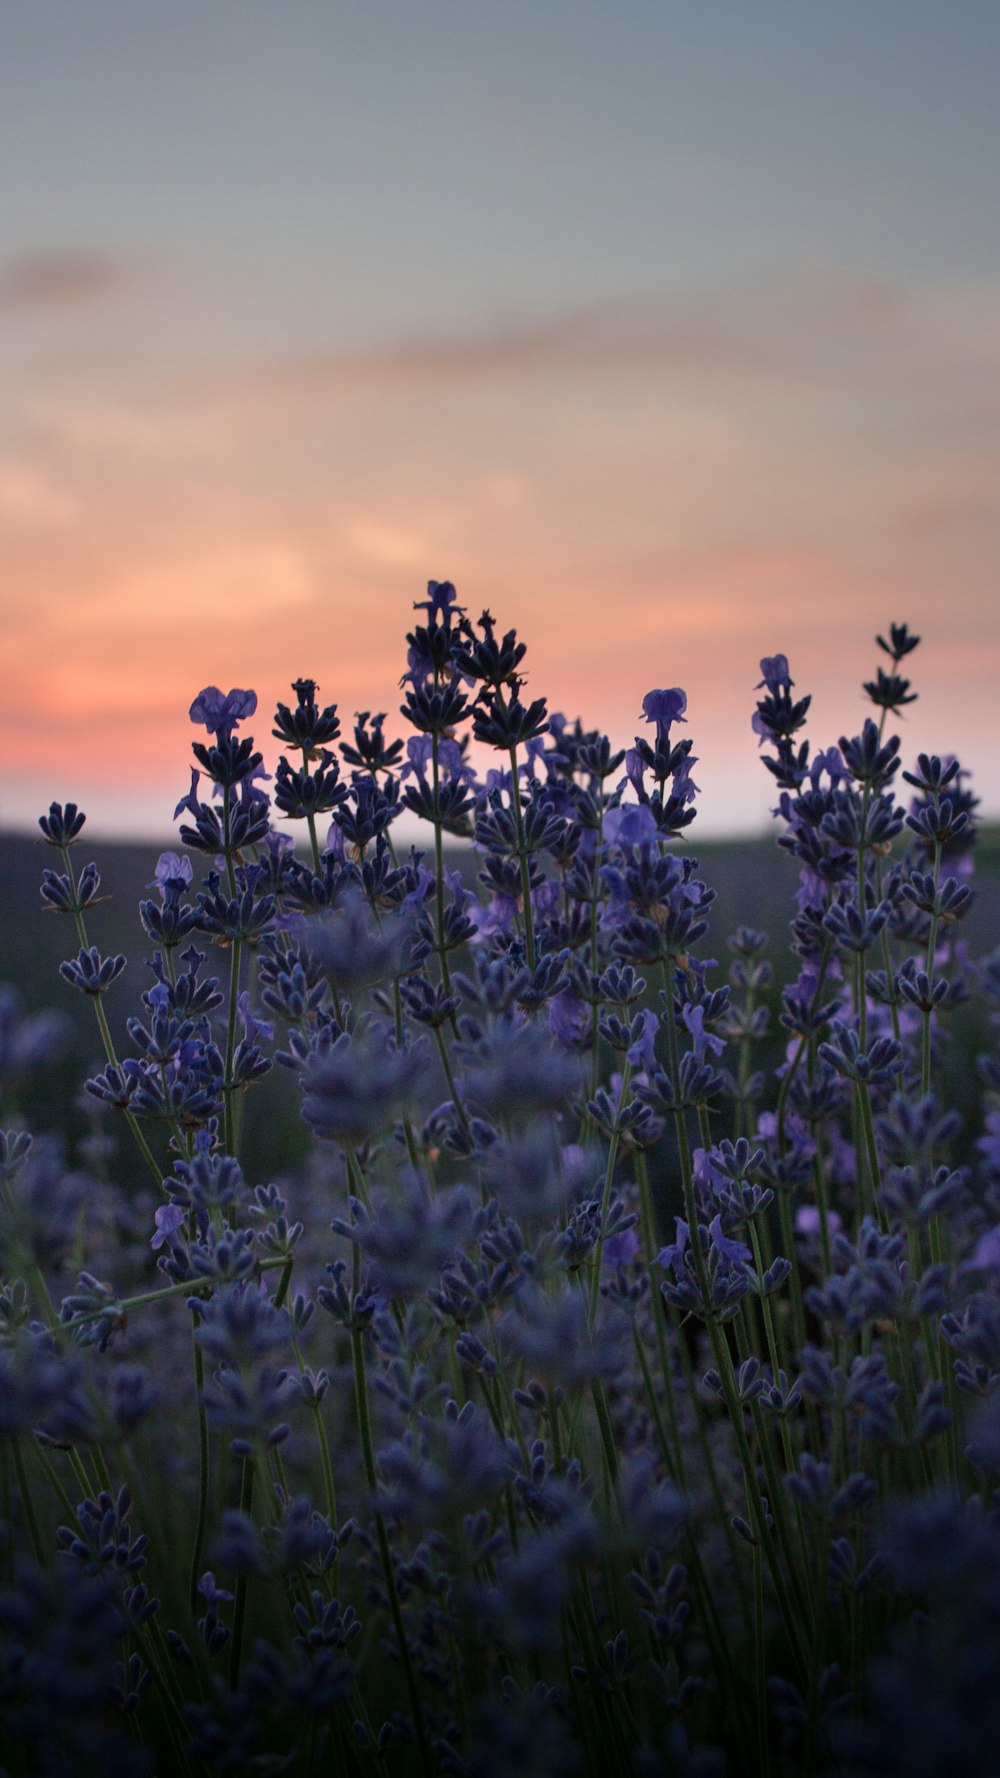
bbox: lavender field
[3,587,1000,1777]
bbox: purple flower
[188,686,258,739]
[625,1008,659,1074]
[402,734,435,781]
[468,892,518,941]
[548,988,591,1048]
[808,745,847,789]
[322,820,347,862]
[657,1217,690,1274]
[602,1227,640,1268]
[670,753,700,805]
[623,748,647,802]
[641,688,687,745]
[977,1111,1000,1175]
[963,1225,1000,1274]
[196,1571,234,1605]
[173,767,202,821]
[237,991,273,1045]
[708,1215,752,1267]
[463,1023,582,1121]
[792,868,829,916]
[151,1204,185,1251]
[413,578,460,621]
[403,734,471,789]
[534,879,562,921]
[521,732,548,778]
[400,863,436,918]
[681,1002,725,1061]
[795,1204,842,1237]
[755,655,792,693]
[150,851,193,894]
[559,1144,592,1197]
[301,1028,428,1145]
[38,801,87,846]
[333,1180,473,1298]
[603,802,659,850]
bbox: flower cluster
[2,591,998,1776]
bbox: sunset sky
[1,1,998,840]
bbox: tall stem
[301,745,322,872]
[350,1320,432,1777]
[587,1061,631,1327]
[223,937,242,1157]
[921,838,943,1099]
[228,1452,255,1687]
[507,744,536,969]
[431,730,456,1008]
[189,1331,211,1608]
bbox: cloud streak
[119,269,993,453]
[0,249,143,313]
[205,276,906,406]
[14,269,998,474]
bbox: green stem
[13,1437,45,1563]
[748,1222,789,1398]
[775,946,832,1155]
[856,1085,884,1227]
[776,1187,808,1365]
[874,852,901,1046]
[587,1061,631,1326]
[290,1321,338,1530]
[507,744,536,969]
[222,790,238,899]
[64,1259,287,1332]
[434,1023,472,1143]
[751,1522,769,1776]
[590,1375,620,1493]
[273,1256,294,1309]
[350,1320,433,1777]
[302,746,323,872]
[345,1147,373,1214]
[223,936,243,1157]
[664,984,807,1664]
[32,1439,77,1524]
[431,730,457,1019]
[921,839,943,1099]
[228,1453,255,1687]
[190,1332,211,1607]
[588,802,606,1105]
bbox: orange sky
[1,4,998,839]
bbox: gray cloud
[215,301,786,401]
[0,250,141,313]
[199,273,920,410]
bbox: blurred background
[0,0,998,841]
